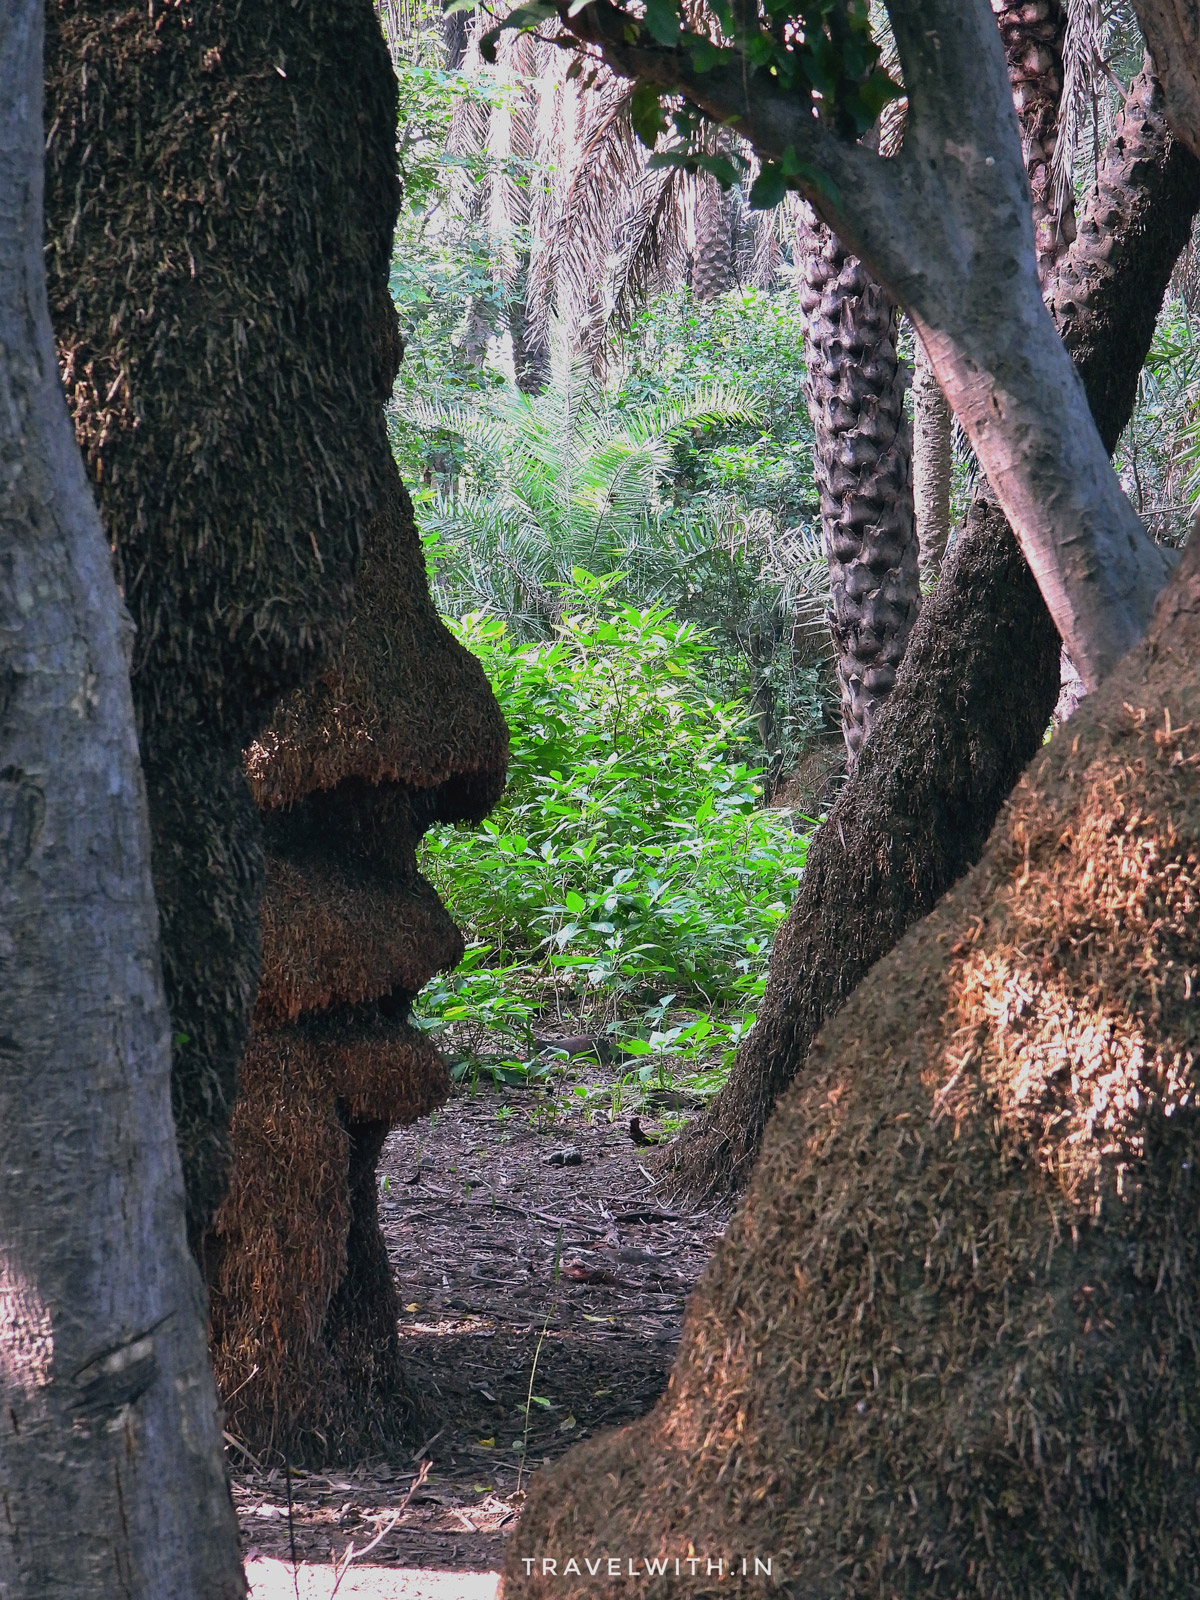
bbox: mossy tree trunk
[507,532,1200,1599]
[664,68,1200,1201]
[796,208,921,766]
[44,0,402,1250]
[0,5,243,1592]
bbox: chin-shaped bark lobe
[209,476,508,1463]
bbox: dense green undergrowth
[413,574,815,1108]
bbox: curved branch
[554,0,1171,686]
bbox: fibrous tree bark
[546,0,1172,687]
[508,533,1200,1599]
[796,208,921,765]
[664,64,1200,1200]
[44,0,404,1250]
[0,3,243,1593]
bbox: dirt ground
[234,1076,726,1588]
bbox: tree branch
[1130,0,1200,160]
[553,0,1172,684]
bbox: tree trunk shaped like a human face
[0,3,243,1592]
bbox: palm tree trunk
[796,207,921,767]
[994,0,1077,279]
[44,0,403,1249]
[0,5,243,1591]
[690,173,737,302]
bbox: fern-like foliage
[400,326,763,628]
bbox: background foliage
[414,581,814,1101]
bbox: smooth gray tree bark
[0,3,244,1594]
[555,0,1173,688]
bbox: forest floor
[235,1074,727,1594]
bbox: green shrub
[414,574,814,1093]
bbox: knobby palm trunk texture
[994,0,1076,278]
[664,69,1200,1201]
[797,209,921,767]
[0,4,243,1594]
[690,174,737,302]
[1131,0,1200,161]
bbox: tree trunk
[690,173,737,302]
[1049,63,1200,454]
[506,532,1200,1600]
[0,4,243,1593]
[911,337,953,583]
[565,0,1173,688]
[44,0,404,1250]
[993,0,1076,279]
[796,209,922,767]
[664,69,1200,1201]
[1132,0,1200,161]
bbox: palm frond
[616,383,762,446]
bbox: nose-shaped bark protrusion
[209,457,509,1462]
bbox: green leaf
[641,0,681,45]
[630,83,668,148]
[749,164,787,210]
[685,34,728,72]
[564,889,586,913]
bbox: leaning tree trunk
[796,209,922,766]
[664,66,1200,1201]
[0,5,243,1594]
[1130,0,1200,162]
[508,529,1200,1600]
[913,1,1076,593]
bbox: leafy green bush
[414,574,814,1093]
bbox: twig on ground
[223,1430,266,1474]
[285,1458,299,1600]
[410,1424,446,1461]
[328,1459,432,1599]
[517,1228,563,1496]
